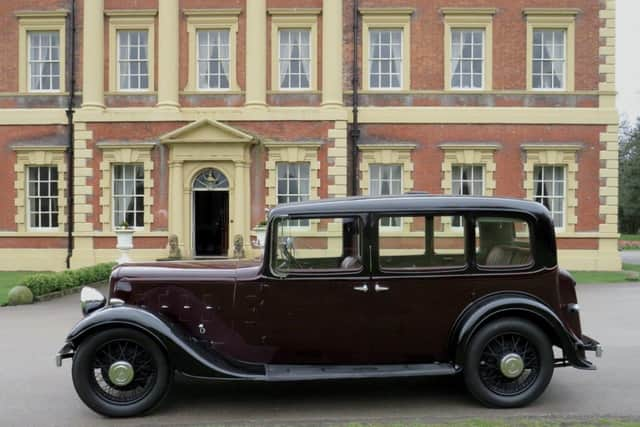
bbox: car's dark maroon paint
[102,195,592,368]
[58,195,603,416]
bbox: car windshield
[271,216,362,275]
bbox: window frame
[524,10,577,92]
[442,8,494,91]
[275,162,311,228]
[451,164,485,228]
[369,164,404,230]
[361,11,411,92]
[107,13,156,93]
[26,165,60,231]
[195,29,232,91]
[270,13,319,92]
[374,211,469,274]
[533,164,567,230]
[116,29,151,92]
[111,163,145,230]
[17,12,67,94]
[185,11,240,92]
[367,28,404,90]
[268,215,366,278]
[472,213,536,272]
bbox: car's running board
[265,363,460,381]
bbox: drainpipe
[349,0,361,196]
[65,0,76,269]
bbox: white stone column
[82,0,104,109]
[322,0,343,107]
[157,0,180,109]
[245,0,267,107]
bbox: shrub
[21,262,117,297]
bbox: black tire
[72,327,172,417]
[463,317,554,408]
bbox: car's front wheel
[463,317,554,408]
[71,328,172,417]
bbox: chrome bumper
[582,334,603,358]
[55,342,74,367]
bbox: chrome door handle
[353,284,369,293]
[374,284,389,292]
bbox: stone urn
[115,228,135,264]
[253,225,267,248]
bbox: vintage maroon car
[57,195,602,417]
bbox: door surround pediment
[159,118,256,145]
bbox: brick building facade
[0,0,620,271]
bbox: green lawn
[0,271,39,305]
[570,263,640,284]
[621,234,640,241]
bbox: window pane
[532,29,566,89]
[117,30,150,90]
[272,217,361,273]
[379,215,465,270]
[279,29,311,89]
[369,164,402,207]
[477,217,532,267]
[369,29,402,89]
[533,165,566,228]
[112,164,144,227]
[27,166,59,229]
[451,29,484,89]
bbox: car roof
[268,194,552,219]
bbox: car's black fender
[65,305,265,379]
[449,292,595,370]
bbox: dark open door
[194,191,229,256]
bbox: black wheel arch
[66,305,265,379]
[449,292,593,370]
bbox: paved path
[621,250,640,265]
[1,283,639,427]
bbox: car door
[367,212,475,364]
[257,215,373,364]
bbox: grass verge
[570,263,639,284]
[0,271,42,305]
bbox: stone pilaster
[81,0,104,109]
[327,121,348,197]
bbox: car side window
[378,215,466,270]
[271,216,362,274]
[476,217,533,268]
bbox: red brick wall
[87,122,183,231]
[0,125,68,231]
[179,0,246,93]
[235,121,333,226]
[344,0,600,93]
[359,123,604,232]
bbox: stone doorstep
[34,280,108,303]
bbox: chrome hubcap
[499,353,524,378]
[108,361,135,386]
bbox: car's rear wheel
[72,328,172,417]
[463,317,554,408]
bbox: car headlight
[80,287,106,316]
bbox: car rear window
[476,217,533,268]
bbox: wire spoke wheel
[89,339,158,405]
[478,333,540,396]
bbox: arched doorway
[192,168,229,257]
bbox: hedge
[21,262,117,297]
